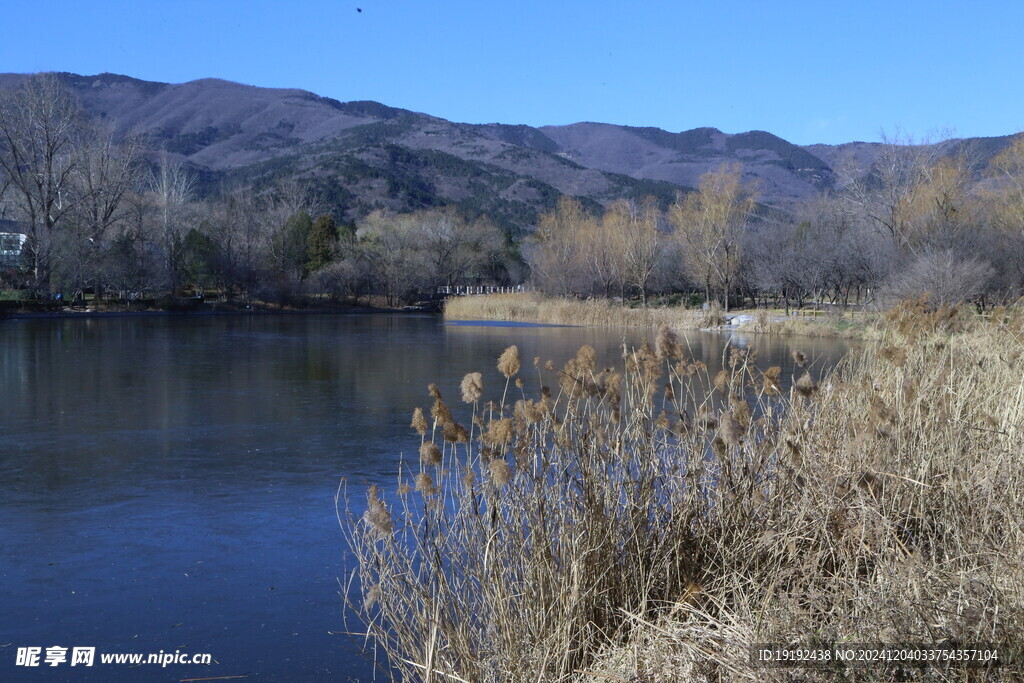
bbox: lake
[0,313,849,681]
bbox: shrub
[884,249,994,306]
[699,300,726,328]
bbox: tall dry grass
[444,291,720,328]
[445,291,878,339]
[738,307,881,340]
[340,302,1024,681]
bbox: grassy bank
[444,291,877,338]
[733,307,880,339]
[444,291,717,327]
[342,302,1024,681]
[0,294,404,320]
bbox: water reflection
[0,314,849,681]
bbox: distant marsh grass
[445,292,877,339]
[444,291,709,328]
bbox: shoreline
[0,304,429,322]
[443,292,876,339]
[3,293,876,340]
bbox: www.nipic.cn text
[15,646,213,668]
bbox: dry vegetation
[341,300,1024,681]
[445,291,876,338]
[444,291,727,329]
[735,306,882,340]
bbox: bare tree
[578,208,621,297]
[840,131,940,255]
[606,197,661,305]
[204,189,268,300]
[669,164,757,311]
[449,214,505,287]
[358,210,430,306]
[148,151,196,293]
[989,135,1024,236]
[54,123,144,297]
[0,73,81,288]
[904,150,979,252]
[979,134,1024,297]
[414,208,504,289]
[0,165,10,218]
[72,124,143,240]
[886,249,993,305]
[526,196,590,296]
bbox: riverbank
[444,291,879,339]
[0,299,418,321]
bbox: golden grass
[737,310,883,340]
[341,302,1024,681]
[445,292,879,338]
[444,291,717,328]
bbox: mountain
[0,73,1018,233]
[535,123,836,203]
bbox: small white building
[0,232,27,269]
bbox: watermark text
[15,646,212,668]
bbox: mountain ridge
[0,72,1019,232]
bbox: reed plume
[362,485,392,537]
[794,372,818,397]
[411,407,428,436]
[414,472,437,495]
[655,324,680,360]
[459,372,483,404]
[488,457,512,487]
[498,345,521,379]
[419,441,442,466]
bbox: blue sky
[2,1,1022,145]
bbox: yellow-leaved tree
[668,164,757,311]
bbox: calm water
[0,314,848,681]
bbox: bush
[884,249,994,306]
[0,289,25,300]
[698,300,726,328]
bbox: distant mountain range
[0,72,1019,233]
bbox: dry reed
[446,292,881,339]
[444,292,710,328]
[340,302,1024,681]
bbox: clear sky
[2,0,1022,145]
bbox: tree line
[0,74,516,306]
[528,137,1024,311]
[2,73,1024,310]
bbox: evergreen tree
[180,228,221,293]
[306,214,337,274]
[337,219,357,244]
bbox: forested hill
[0,72,1018,232]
